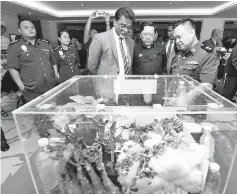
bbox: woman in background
[52,30,81,83]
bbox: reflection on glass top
[12,75,237,114]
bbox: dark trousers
[23,90,44,103]
[224,76,237,100]
[1,127,7,144]
[21,90,49,137]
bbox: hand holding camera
[91,11,109,19]
[89,11,98,20]
[95,11,106,17]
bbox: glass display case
[12,75,237,194]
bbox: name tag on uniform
[41,49,50,51]
[187,60,198,65]
[154,52,160,58]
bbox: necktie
[119,38,130,74]
[167,40,173,58]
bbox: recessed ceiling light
[81,4,83,6]
[77,29,79,30]
[29,13,31,14]
[169,2,172,4]
[123,2,130,5]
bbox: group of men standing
[6,6,236,104]
[88,7,219,92]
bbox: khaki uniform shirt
[7,38,57,93]
[170,42,219,84]
[52,45,80,83]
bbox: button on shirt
[113,28,129,75]
[7,38,57,92]
[170,42,219,83]
[133,41,167,75]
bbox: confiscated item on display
[212,130,234,166]
[203,162,221,194]
[200,126,215,162]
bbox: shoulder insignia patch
[201,43,213,53]
[53,46,60,51]
[40,39,50,44]
[10,39,20,44]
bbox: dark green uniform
[7,38,57,102]
[52,45,80,83]
[170,42,219,84]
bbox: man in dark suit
[224,43,237,102]
[202,28,223,50]
[202,28,226,80]
[165,23,178,74]
[88,7,135,75]
[133,22,167,75]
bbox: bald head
[211,28,223,42]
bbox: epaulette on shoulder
[201,43,213,53]
[39,39,50,44]
[10,39,20,44]
[53,46,60,51]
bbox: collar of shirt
[211,38,216,46]
[170,39,174,43]
[113,27,126,42]
[21,37,40,46]
[60,45,71,52]
[141,41,154,49]
[182,41,200,56]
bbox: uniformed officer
[202,28,223,51]
[170,18,219,89]
[7,19,57,102]
[133,22,167,75]
[52,30,80,83]
[224,43,237,102]
[202,28,227,80]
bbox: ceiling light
[77,29,79,30]
[81,4,83,6]
[169,2,172,4]
[29,13,31,14]
[11,1,237,17]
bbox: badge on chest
[186,60,198,65]
[59,50,66,58]
[21,45,29,53]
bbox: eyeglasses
[119,24,133,31]
[142,33,154,37]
